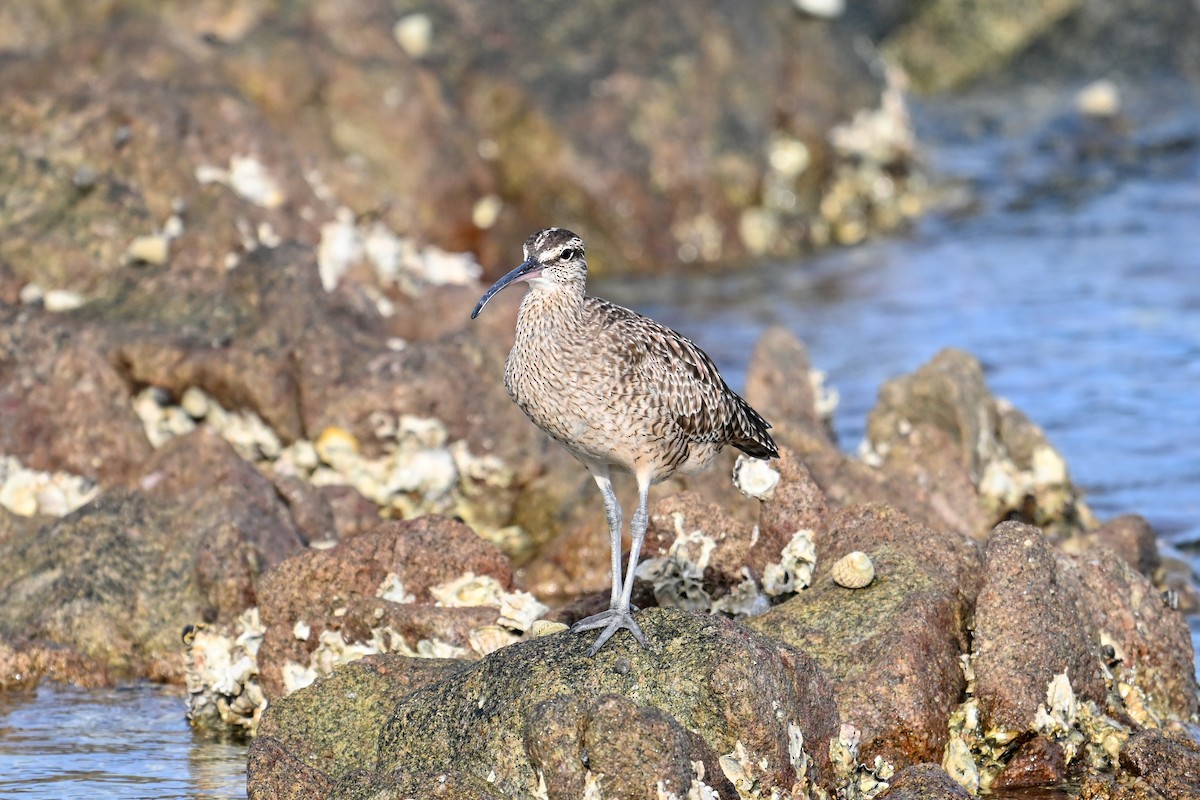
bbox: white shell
[732,455,781,500]
[831,551,875,589]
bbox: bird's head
[471,228,587,319]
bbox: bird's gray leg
[572,468,632,630]
[578,471,651,656]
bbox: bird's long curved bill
[471,257,541,319]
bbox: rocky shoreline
[2,2,1199,798]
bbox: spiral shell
[831,551,875,589]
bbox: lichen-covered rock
[255,516,516,697]
[248,609,841,798]
[749,505,979,768]
[973,521,1106,734]
[878,763,972,799]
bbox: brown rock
[0,307,152,483]
[1089,514,1161,577]
[248,610,841,798]
[992,735,1066,789]
[272,474,338,546]
[1119,728,1200,800]
[1062,546,1198,722]
[253,653,468,785]
[0,428,305,681]
[749,505,978,767]
[0,635,112,691]
[973,521,1106,733]
[255,516,512,697]
[757,450,830,560]
[743,327,836,446]
[528,694,696,800]
[316,484,381,540]
[878,763,971,799]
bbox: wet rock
[0,428,305,682]
[749,505,978,767]
[1061,545,1198,724]
[1119,728,1200,799]
[248,609,841,798]
[991,735,1067,789]
[973,521,1106,735]
[0,635,112,691]
[1079,772,1166,800]
[255,516,514,697]
[878,762,972,799]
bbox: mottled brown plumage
[472,228,777,654]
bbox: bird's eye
[559,248,576,261]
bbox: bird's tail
[731,398,779,460]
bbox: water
[0,684,246,799]
[2,85,1198,797]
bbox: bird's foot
[571,607,647,656]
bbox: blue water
[0,684,245,799]
[1,85,1197,798]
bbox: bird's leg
[572,470,632,630]
[575,472,651,656]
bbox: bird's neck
[516,281,586,338]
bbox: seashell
[732,455,781,500]
[468,625,517,657]
[831,551,874,589]
[529,620,568,638]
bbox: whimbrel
[472,228,778,654]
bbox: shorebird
[471,228,778,654]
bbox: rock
[316,484,381,540]
[1079,772,1166,800]
[528,694,697,800]
[0,306,152,483]
[991,735,1067,789]
[251,654,467,790]
[1061,545,1198,724]
[749,505,978,767]
[864,348,1092,538]
[743,327,837,447]
[972,521,1106,735]
[271,474,338,546]
[0,635,112,691]
[0,0,910,284]
[248,609,841,798]
[0,428,305,681]
[1086,514,1161,577]
[878,763,972,799]
[880,0,1081,92]
[255,516,514,697]
[1119,728,1200,800]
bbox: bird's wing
[588,299,746,443]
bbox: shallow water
[2,85,1198,797]
[0,684,246,799]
